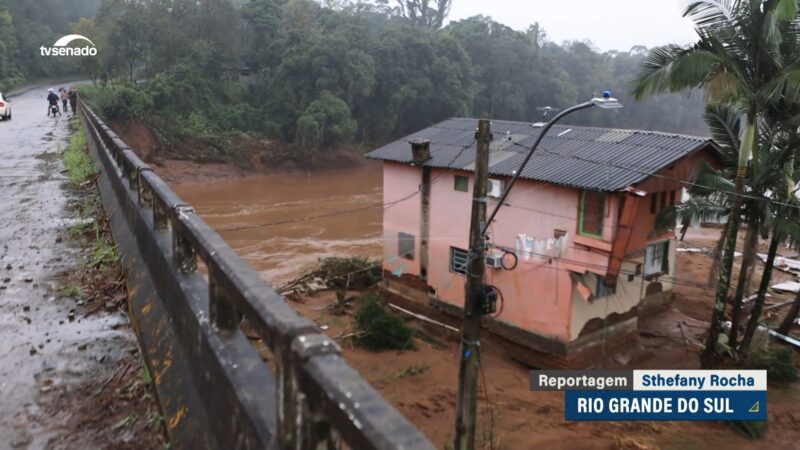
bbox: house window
[450,247,468,275]
[454,175,469,192]
[579,190,605,238]
[644,241,669,277]
[595,276,616,298]
[650,194,657,214]
[398,232,415,260]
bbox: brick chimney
[410,139,432,165]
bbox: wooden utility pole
[453,119,491,450]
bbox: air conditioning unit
[485,253,503,269]
[487,179,503,198]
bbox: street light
[485,91,623,229]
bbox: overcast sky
[447,0,698,52]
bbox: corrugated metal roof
[365,118,716,192]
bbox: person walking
[59,88,68,112]
[68,87,78,114]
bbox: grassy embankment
[60,117,168,447]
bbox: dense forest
[1,0,708,160]
[0,0,101,89]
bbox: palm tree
[633,0,799,367]
[743,126,800,347]
[663,104,795,344]
[734,124,798,347]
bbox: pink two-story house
[366,118,718,367]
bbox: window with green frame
[579,190,605,238]
[454,175,469,192]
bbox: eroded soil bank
[0,88,164,449]
[107,118,367,184]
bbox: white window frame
[644,240,669,277]
[450,247,468,275]
[398,232,415,260]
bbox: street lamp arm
[485,100,594,230]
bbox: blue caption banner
[564,390,767,421]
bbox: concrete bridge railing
[78,99,435,450]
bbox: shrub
[742,346,798,384]
[354,294,414,351]
[80,84,152,122]
[727,420,766,439]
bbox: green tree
[297,91,357,149]
[395,0,451,29]
[0,1,22,90]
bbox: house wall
[565,150,714,339]
[380,144,717,353]
[384,162,620,342]
[382,163,424,276]
[568,244,676,340]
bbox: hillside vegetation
[0,0,101,90]
[3,0,708,163]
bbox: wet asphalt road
[0,87,132,449]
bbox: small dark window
[450,247,468,275]
[454,175,469,192]
[628,273,635,282]
[650,194,657,214]
[579,190,605,238]
[635,263,642,276]
[398,232,415,260]
[644,241,669,276]
[595,276,616,298]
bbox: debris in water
[772,281,800,293]
[758,253,800,276]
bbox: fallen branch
[387,303,459,333]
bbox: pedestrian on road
[59,88,68,112]
[47,89,60,116]
[68,87,78,114]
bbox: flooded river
[172,164,383,285]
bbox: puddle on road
[173,164,384,285]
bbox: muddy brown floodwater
[172,164,384,285]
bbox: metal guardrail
[78,99,435,450]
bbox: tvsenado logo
[40,34,97,56]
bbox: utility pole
[453,119,491,450]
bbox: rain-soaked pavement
[0,87,135,449]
